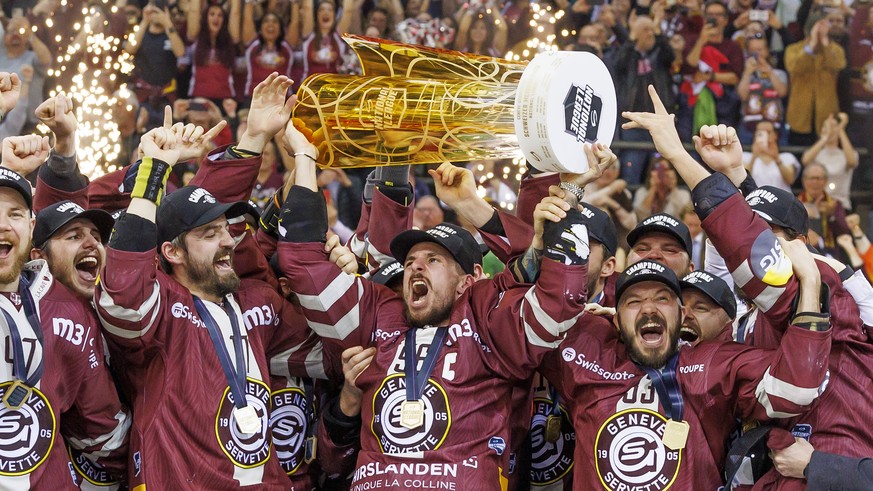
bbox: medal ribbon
[637,352,684,421]
[193,297,248,409]
[2,276,44,386]
[404,327,448,402]
[549,385,562,417]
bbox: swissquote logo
[563,84,602,144]
[188,188,217,204]
[170,302,205,328]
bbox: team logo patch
[749,230,793,286]
[68,445,119,486]
[0,383,55,476]
[371,374,451,454]
[529,398,575,486]
[270,387,310,475]
[215,378,272,469]
[595,409,681,491]
[488,436,506,456]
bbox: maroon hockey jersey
[95,247,324,489]
[0,260,129,490]
[538,312,830,490]
[702,189,873,490]
[278,241,588,491]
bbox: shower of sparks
[504,3,563,62]
[39,1,134,179]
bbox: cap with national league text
[627,213,692,256]
[680,270,737,319]
[0,167,33,211]
[34,201,115,248]
[615,260,682,305]
[157,186,256,245]
[745,186,809,236]
[390,223,483,275]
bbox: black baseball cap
[580,202,618,256]
[746,186,809,236]
[370,260,404,287]
[390,223,483,275]
[680,270,737,319]
[0,167,33,211]
[627,213,692,255]
[156,186,256,244]
[33,200,115,248]
[615,260,682,305]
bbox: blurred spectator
[584,158,638,254]
[610,15,674,185]
[472,160,517,208]
[296,0,354,80]
[785,17,845,146]
[172,97,234,148]
[0,15,50,127]
[742,121,799,193]
[797,162,852,260]
[125,2,185,106]
[566,23,607,57]
[362,6,399,40]
[0,64,31,140]
[679,0,744,136]
[184,0,240,101]
[682,205,705,270]
[659,0,704,40]
[241,8,294,98]
[633,157,692,221]
[251,139,288,211]
[454,1,508,56]
[413,195,445,230]
[594,4,630,58]
[737,34,788,144]
[501,0,532,47]
[801,112,858,210]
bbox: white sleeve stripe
[97,283,161,323]
[523,318,562,348]
[97,297,161,340]
[305,342,327,380]
[270,343,305,379]
[66,410,131,456]
[524,286,583,336]
[303,284,363,340]
[731,261,754,288]
[755,285,786,313]
[296,273,357,312]
[755,367,821,414]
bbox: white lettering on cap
[746,189,778,207]
[642,215,679,228]
[581,207,595,219]
[57,202,84,213]
[427,229,450,239]
[432,225,458,235]
[188,188,217,204]
[380,262,403,276]
[626,260,665,276]
[0,168,22,181]
[683,271,713,284]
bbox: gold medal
[234,405,261,435]
[304,436,317,464]
[545,414,562,443]
[662,419,690,450]
[399,400,425,429]
[2,380,31,410]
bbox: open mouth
[0,241,12,258]
[410,279,429,307]
[679,326,699,344]
[215,254,232,272]
[76,256,99,283]
[639,321,665,347]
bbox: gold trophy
[292,35,616,173]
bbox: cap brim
[679,279,736,318]
[188,200,256,234]
[617,273,681,304]
[0,180,32,211]
[36,208,116,247]
[627,224,690,255]
[390,229,442,266]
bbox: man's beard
[618,312,680,369]
[188,250,240,299]
[404,294,454,328]
[0,246,30,286]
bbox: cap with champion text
[579,202,617,255]
[157,186,256,244]
[371,260,404,287]
[0,167,33,210]
[627,213,692,255]
[615,260,682,304]
[680,270,737,319]
[33,201,115,248]
[746,186,809,236]
[390,223,483,275]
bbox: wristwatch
[559,181,585,203]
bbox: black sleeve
[323,391,362,447]
[278,185,328,243]
[691,173,742,221]
[807,450,873,491]
[107,212,157,252]
[478,210,505,237]
[38,151,88,192]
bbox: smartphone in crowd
[749,9,769,22]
